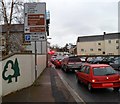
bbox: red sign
[30,27,45,32]
[28,14,45,26]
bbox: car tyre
[64,65,68,73]
[88,83,93,92]
[113,88,119,92]
[76,75,80,84]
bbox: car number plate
[102,83,113,87]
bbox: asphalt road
[56,68,120,104]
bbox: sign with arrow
[30,34,46,41]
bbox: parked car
[76,64,120,92]
[61,56,82,72]
[50,55,57,64]
[86,57,95,63]
[109,57,120,71]
[89,57,103,64]
[53,56,65,68]
[99,57,115,64]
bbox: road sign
[31,34,46,41]
[25,34,31,41]
[24,2,46,33]
[25,33,46,42]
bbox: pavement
[2,66,78,103]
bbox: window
[116,46,119,49]
[80,66,86,73]
[98,48,101,51]
[116,40,119,43]
[93,67,117,76]
[108,40,111,43]
[69,57,81,62]
[90,48,93,51]
[85,66,90,74]
[81,49,84,52]
[98,43,101,45]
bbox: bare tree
[0,0,24,55]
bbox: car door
[83,66,90,84]
[77,65,87,83]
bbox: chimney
[103,32,106,35]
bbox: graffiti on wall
[2,58,20,83]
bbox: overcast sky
[26,0,119,47]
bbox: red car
[76,64,120,92]
[54,59,62,68]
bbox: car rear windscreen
[69,57,81,62]
[93,66,117,76]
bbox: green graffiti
[2,58,20,83]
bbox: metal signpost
[24,2,46,80]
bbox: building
[69,45,77,55]
[0,24,26,53]
[77,32,120,55]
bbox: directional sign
[24,3,46,33]
[24,33,46,42]
[31,34,46,41]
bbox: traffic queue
[50,53,120,92]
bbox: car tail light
[92,79,96,83]
[57,61,60,64]
[119,78,120,81]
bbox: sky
[26,0,119,47]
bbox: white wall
[1,54,46,96]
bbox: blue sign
[25,35,31,41]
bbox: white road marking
[57,72,86,104]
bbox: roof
[77,32,120,42]
[77,35,104,42]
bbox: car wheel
[64,66,68,73]
[61,65,64,70]
[113,88,119,92]
[76,75,80,83]
[88,83,93,92]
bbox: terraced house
[77,32,120,55]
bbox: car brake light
[57,61,60,64]
[92,79,95,83]
[119,78,120,81]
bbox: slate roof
[77,33,120,42]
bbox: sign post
[24,2,46,80]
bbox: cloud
[25,0,118,47]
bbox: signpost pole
[41,41,42,54]
[24,2,46,80]
[35,41,37,80]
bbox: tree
[0,0,24,55]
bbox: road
[56,68,120,104]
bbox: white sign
[24,2,46,33]
[31,34,46,41]
[25,33,46,41]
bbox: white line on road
[57,71,86,104]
